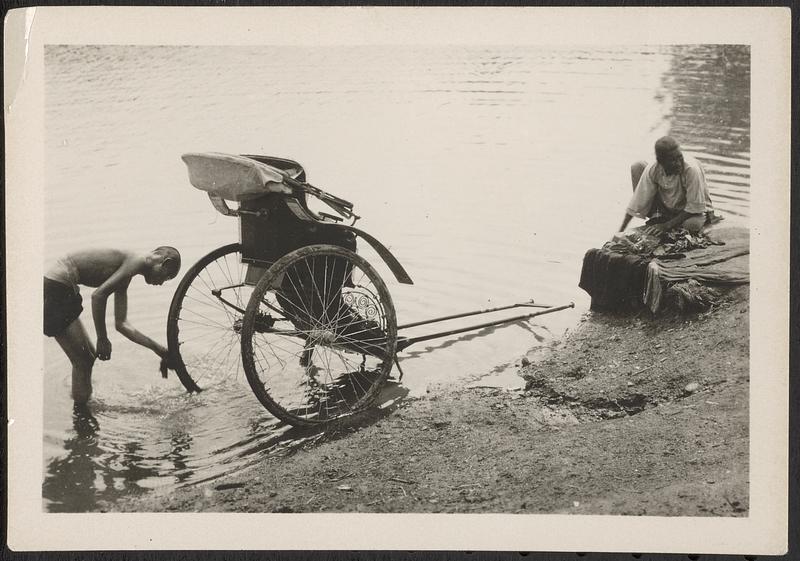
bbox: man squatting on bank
[43,247,181,406]
[619,136,716,235]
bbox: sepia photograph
[5,6,790,554]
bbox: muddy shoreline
[106,286,749,515]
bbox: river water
[42,44,750,511]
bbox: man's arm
[91,257,139,360]
[91,291,112,359]
[620,164,656,233]
[113,289,168,358]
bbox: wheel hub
[310,328,337,345]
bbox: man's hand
[96,337,112,361]
[158,347,176,379]
[159,357,170,378]
[644,223,670,236]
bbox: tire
[167,243,261,392]
[241,244,397,427]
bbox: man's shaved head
[655,136,681,158]
[654,136,684,175]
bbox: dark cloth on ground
[578,249,650,311]
[44,277,83,337]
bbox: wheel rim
[170,245,258,390]
[242,246,396,425]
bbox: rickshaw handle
[283,175,356,219]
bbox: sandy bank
[106,286,749,515]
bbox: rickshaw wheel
[167,243,254,393]
[241,244,397,427]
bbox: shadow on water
[665,45,750,150]
[662,45,750,220]
[398,319,551,361]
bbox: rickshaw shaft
[397,300,553,330]
[395,302,575,352]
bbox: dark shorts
[44,277,83,337]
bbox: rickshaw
[167,153,573,427]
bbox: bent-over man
[44,246,181,406]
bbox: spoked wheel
[167,243,264,392]
[241,244,397,427]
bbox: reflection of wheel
[167,243,258,392]
[241,244,397,427]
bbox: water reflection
[43,406,160,512]
[165,432,194,484]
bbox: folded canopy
[181,152,294,201]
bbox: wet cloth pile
[644,227,749,312]
[579,226,749,313]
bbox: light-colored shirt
[626,155,713,219]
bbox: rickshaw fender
[282,196,413,284]
[339,225,414,285]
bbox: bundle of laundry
[579,226,748,313]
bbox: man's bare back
[68,249,141,288]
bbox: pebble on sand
[684,382,700,394]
